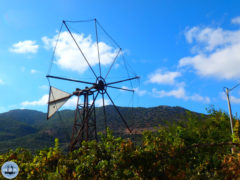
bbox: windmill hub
[96,76,107,94]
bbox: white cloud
[184,27,240,52]
[147,70,181,85]
[42,36,52,49]
[64,97,110,107]
[10,40,39,54]
[221,92,240,104]
[21,94,48,106]
[121,86,147,96]
[94,98,110,107]
[185,26,199,43]
[134,88,147,96]
[21,94,78,107]
[230,96,240,104]
[20,94,110,108]
[232,16,240,25]
[179,25,240,79]
[190,94,210,103]
[152,87,210,103]
[152,87,186,99]
[65,96,78,107]
[42,31,118,74]
[0,79,4,85]
[30,69,38,74]
[179,44,240,79]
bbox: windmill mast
[69,87,97,151]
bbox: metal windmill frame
[46,19,139,151]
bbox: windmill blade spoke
[63,21,98,78]
[102,93,107,134]
[64,19,95,23]
[107,85,134,92]
[46,75,95,85]
[104,48,121,79]
[87,91,100,116]
[107,76,140,86]
[95,19,102,77]
[96,20,121,48]
[106,91,132,133]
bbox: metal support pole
[225,88,234,135]
[225,88,235,154]
[84,92,89,141]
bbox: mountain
[0,105,204,152]
[0,109,46,125]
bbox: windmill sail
[47,86,72,119]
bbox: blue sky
[1,0,240,115]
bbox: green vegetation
[1,107,240,179]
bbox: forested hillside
[0,105,199,152]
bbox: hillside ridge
[0,105,204,152]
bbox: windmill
[46,19,139,151]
